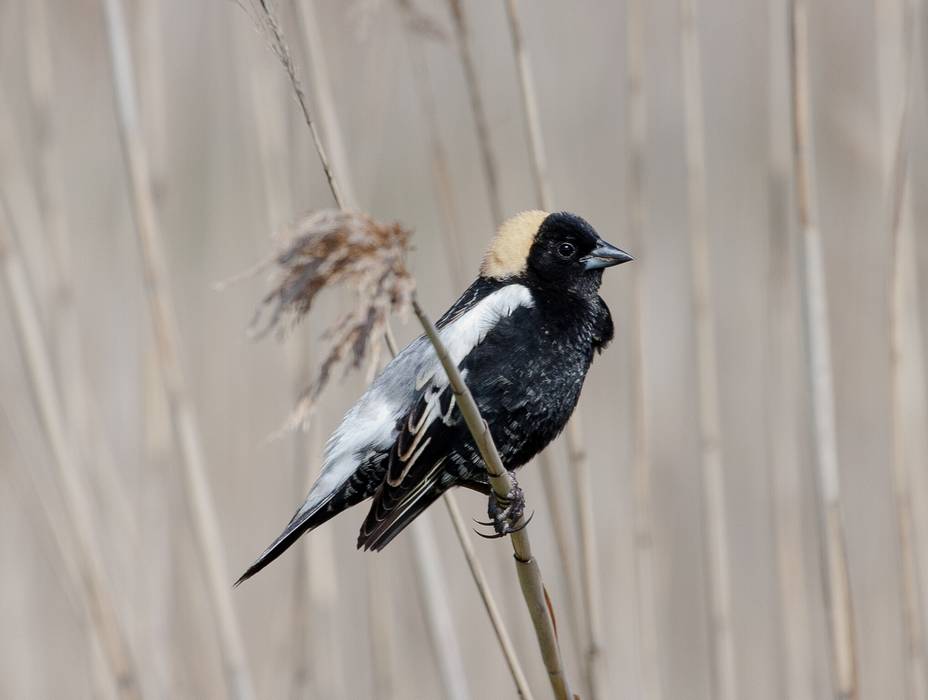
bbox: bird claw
[472,510,534,539]
[481,476,527,538]
[473,527,507,539]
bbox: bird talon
[474,528,508,540]
[511,510,534,533]
[485,476,526,537]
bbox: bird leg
[484,473,525,537]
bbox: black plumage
[237,211,630,584]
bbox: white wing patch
[416,284,533,391]
[295,284,534,517]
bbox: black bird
[236,211,631,585]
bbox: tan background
[1,0,926,698]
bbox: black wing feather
[357,383,459,550]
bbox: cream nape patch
[480,210,549,279]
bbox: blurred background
[1,0,927,698]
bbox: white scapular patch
[295,284,534,517]
[480,210,549,279]
[415,284,533,390]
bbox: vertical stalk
[286,331,319,700]
[502,2,603,695]
[503,0,552,209]
[441,495,535,698]
[302,416,348,698]
[257,3,526,696]
[788,2,859,697]
[367,555,398,700]
[100,2,257,698]
[444,1,586,666]
[408,521,471,700]
[293,0,359,210]
[678,1,737,698]
[399,8,465,285]
[446,0,504,225]
[26,0,139,546]
[236,21,319,699]
[292,5,466,697]
[413,299,571,700]
[625,1,663,698]
[398,10,534,696]
[764,1,815,698]
[0,198,142,700]
[883,1,927,697]
[26,0,77,410]
[133,4,178,696]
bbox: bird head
[480,210,632,296]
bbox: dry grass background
[1,0,927,698]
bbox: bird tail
[234,502,338,587]
[356,479,446,552]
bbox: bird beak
[581,240,634,270]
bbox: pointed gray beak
[581,240,634,270]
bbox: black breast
[450,286,612,480]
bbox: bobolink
[237,210,631,585]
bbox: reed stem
[788,2,859,696]
[678,1,738,697]
[101,1,256,697]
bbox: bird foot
[478,475,526,538]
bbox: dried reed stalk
[1,406,121,700]
[397,9,538,695]
[625,1,663,698]
[245,0,344,206]
[293,0,360,210]
[764,1,815,698]
[446,0,504,225]
[442,0,586,666]
[398,1,464,284]
[286,332,320,700]
[0,197,142,700]
[236,24,324,698]
[136,0,168,201]
[400,8,543,694]
[408,517,471,700]
[274,11,468,694]
[23,0,140,548]
[502,2,603,694]
[26,0,76,406]
[503,0,552,209]
[245,4,528,696]
[788,2,859,697]
[397,10,519,698]
[884,1,927,696]
[678,1,737,698]
[534,450,586,662]
[100,1,256,698]
[441,494,535,698]
[302,415,348,698]
[413,298,572,700]
[132,5,181,695]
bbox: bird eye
[557,242,576,259]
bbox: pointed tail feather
[234,501,338,586]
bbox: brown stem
[412,297,572,700]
